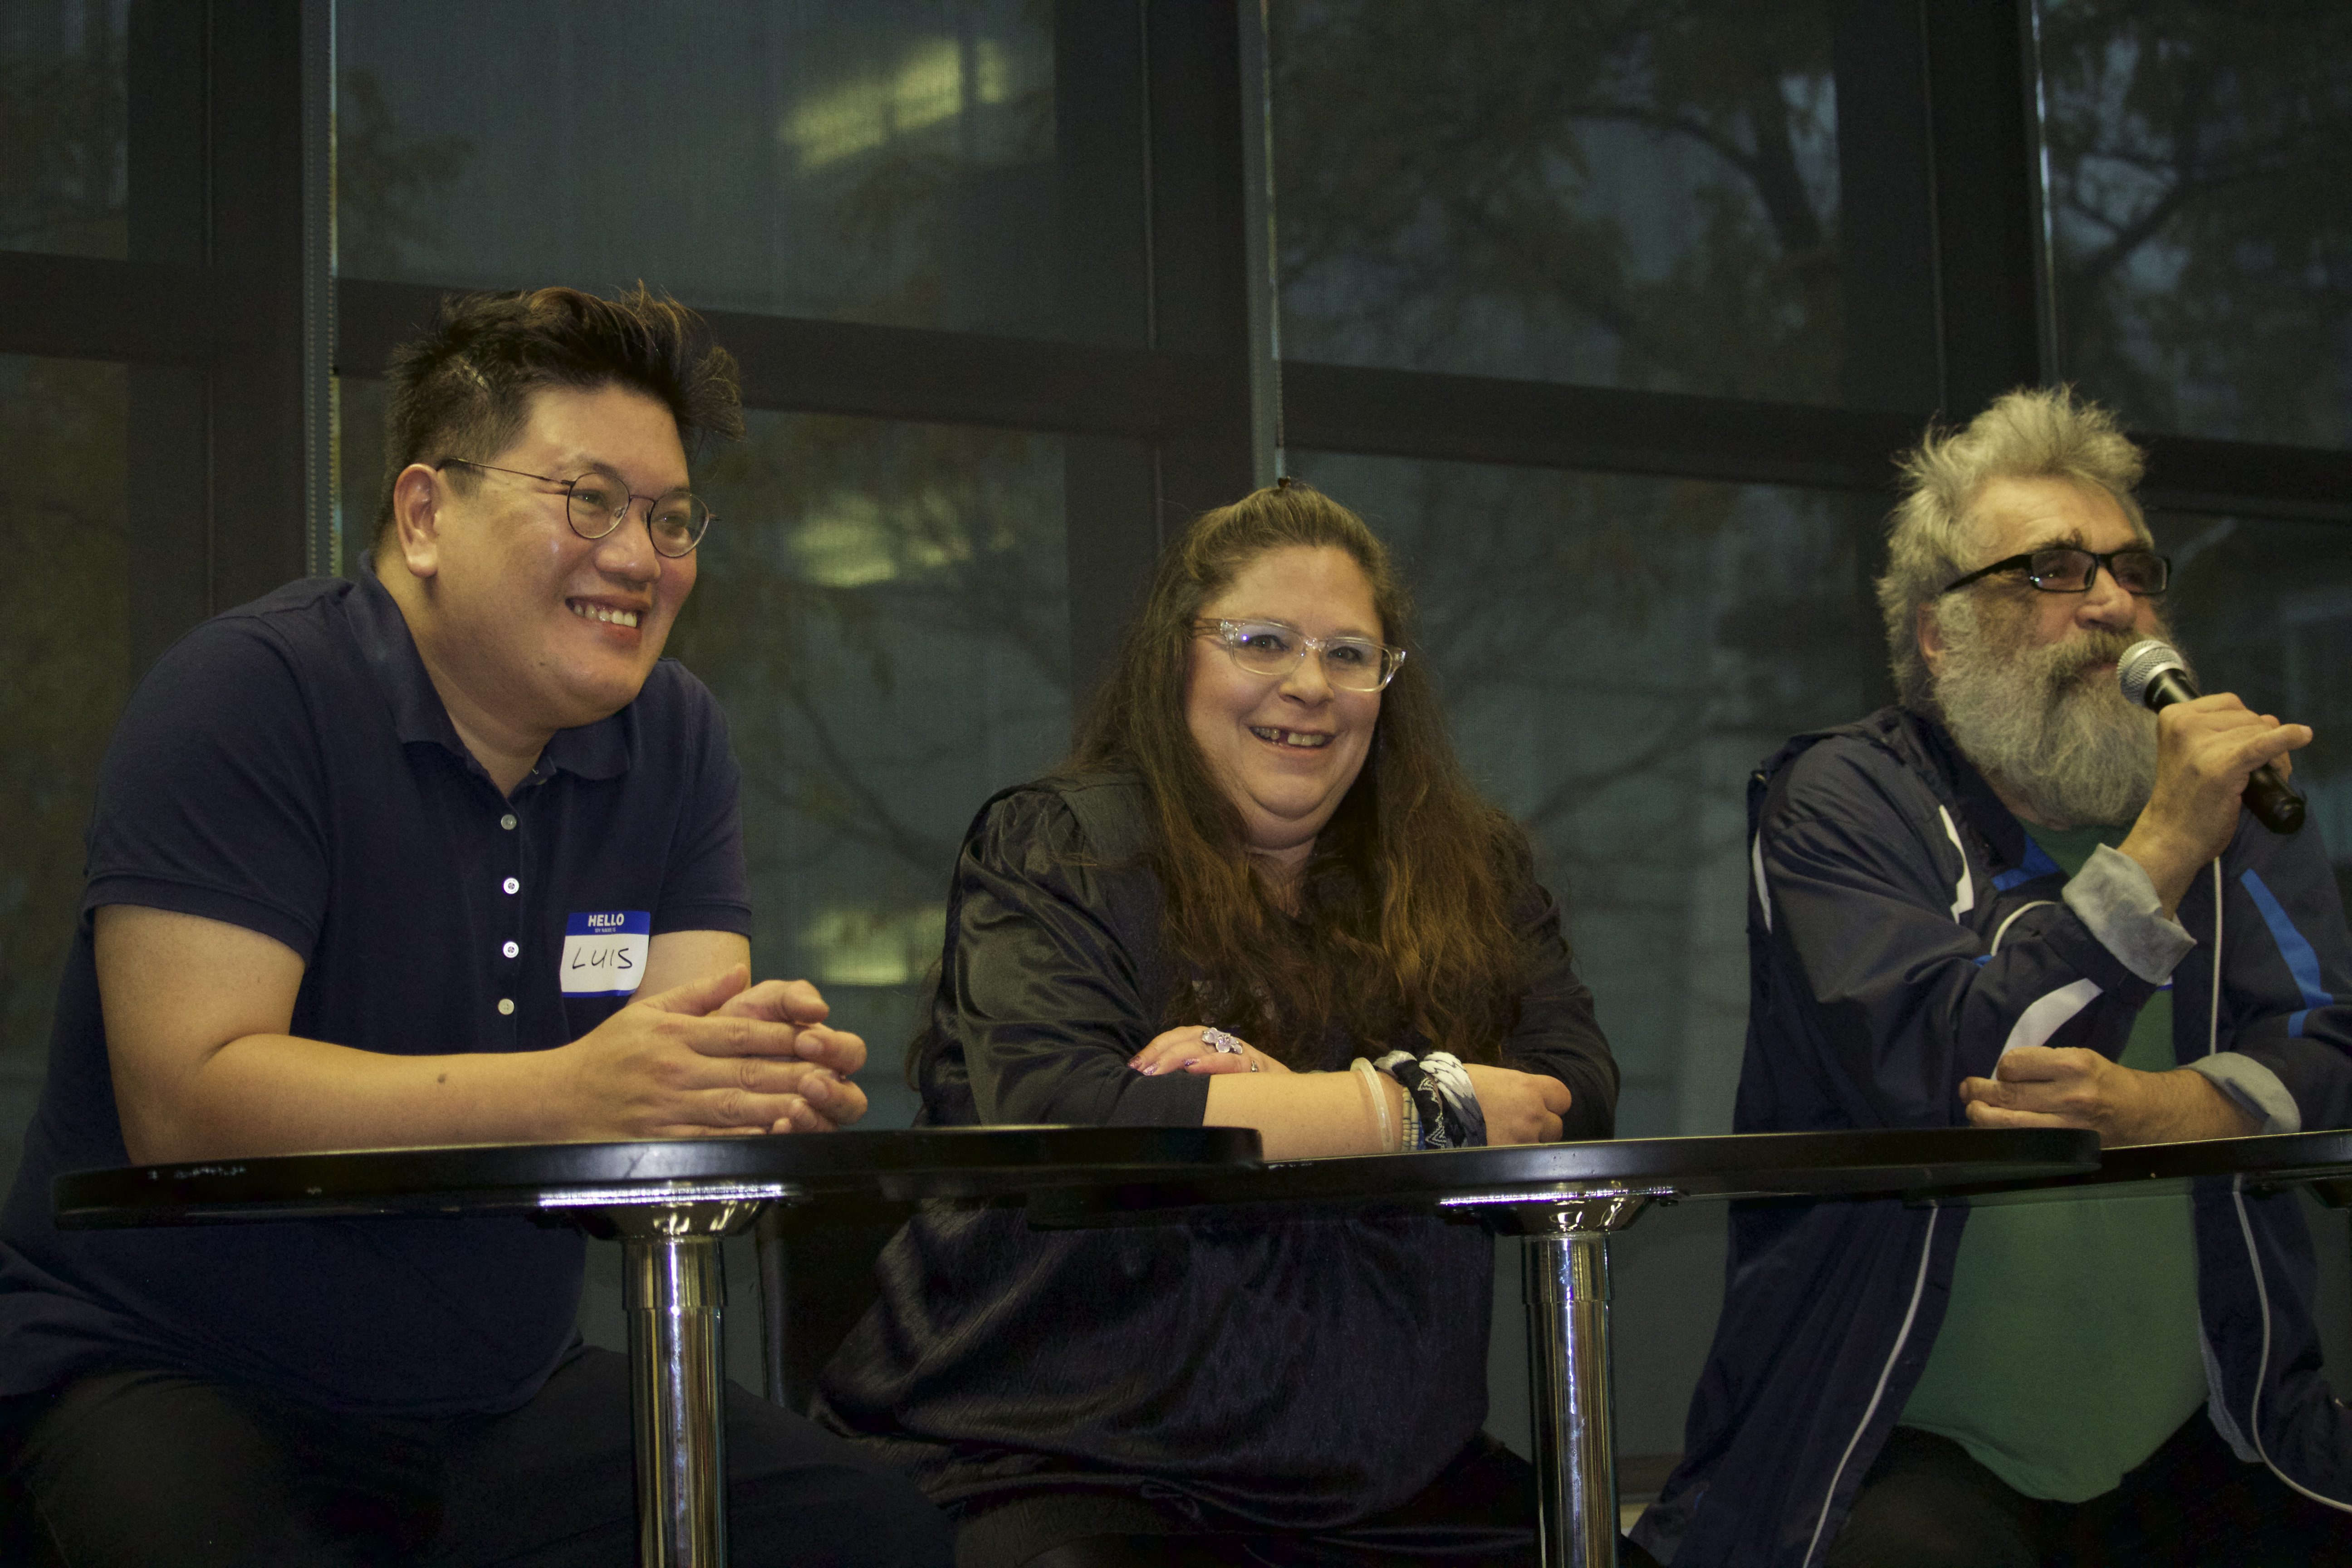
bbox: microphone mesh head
[2119,639,2190,707]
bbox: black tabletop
[1949,1127,2352,1204]
[52,1126,1264,1229]
[1028,1127,2099,1227]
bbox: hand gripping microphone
[2119,638,2306,835]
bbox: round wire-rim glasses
[434,457,714,559]
[1193,617,1406,692]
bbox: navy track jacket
[1634,706,2352,1566]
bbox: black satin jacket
[815,774,1618,1528]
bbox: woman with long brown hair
[816,482,1618,1567]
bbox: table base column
[627,1234,725,1567]
[1514,1195,1652,1568]
[612,1199,771,1568]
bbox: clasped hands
[560,964,868,1140]
[1959,1045,2256,1147]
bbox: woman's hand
[1129,1025,1293,1077]
[1464,1064,1573,1145]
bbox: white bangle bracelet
[1351,1057,1394,1152]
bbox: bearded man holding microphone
[1634,389,2352,1567]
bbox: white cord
[2212,858,2352,1514]
[2231,1174,2352,1513]
[1802,1204,1941,1567]
[2208,860,2222,1058]
[1989,900,2056,956]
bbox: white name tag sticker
[562,910,651,996]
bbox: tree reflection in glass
[333,1,1059,334]
[676,415,1069,1122]
[2040,0,2352,445]
[1293,452,1879,1136]
[1271,1,1845,402]
[0,2,127,259]
[2154,511,2352,910]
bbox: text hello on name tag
[562,910,651,996]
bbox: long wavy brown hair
[1069,481,1532,1067]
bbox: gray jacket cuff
[2062,844,2195,985]
[2185,1053,2301,1135]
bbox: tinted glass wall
[2042,0,2352,446]
[5,0,2349,1183]
[0,354,129,1187]
[338,416,1071,1134]
[1273,2,1849,404]
[2159,511,2352,911]
[1267,0,2352,1139]
[0,0,127,259]
[338,2,1068,338]
[1293,454,1878,1135]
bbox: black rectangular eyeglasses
[1938,547,2171,597]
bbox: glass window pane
[0,0,129,258]
[1271,3,1847,403]
[2155,511,2352,908]
[1292,452,1884,1137]
[684,414,1070,1125]
[340,397,1071,1127]
[0,355,129,1192]
[2041,0,2352,446]
[335,1,1067,336]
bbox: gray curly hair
[1877,387,2152,710]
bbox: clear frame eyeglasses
[434,457,715,559]
[1192,618,1406,692]
[1938,546,2171,598]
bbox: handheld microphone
[2119,639,2305,835]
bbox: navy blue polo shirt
[0,564,749,1415]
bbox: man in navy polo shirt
[0,287,954,1566]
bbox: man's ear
[389,464,444,579]
[1916,600,1948,678]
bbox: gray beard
[1930,603,2160,828]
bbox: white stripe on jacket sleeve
[1997,977,2102,1058]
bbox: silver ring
[1201,1027,1245,1055]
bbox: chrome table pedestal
[1494,1195,1651,1568]
[603,1195,778,1568]
[1036,1127,2100,1568]
[55,1126,1262,1568]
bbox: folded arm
[1126,864,1608,1155]
[1127,1029,1573,1156]
[1200,1062,1572,1156]
[946,790,1616,1157]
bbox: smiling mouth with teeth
[568,601,641,629]
[1250,725,1332,749]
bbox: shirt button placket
[499,807,523,1032]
